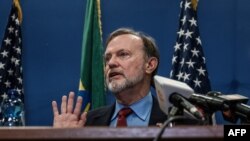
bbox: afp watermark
[224,125,250,140]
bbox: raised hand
[52,91,87,128]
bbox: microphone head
[207,91,249,104]
[217,94,249,104]
[154,75,194,115]
[219,94,249,123]
[208,91,249,123]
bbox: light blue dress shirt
[110,92,153,127]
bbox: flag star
[181,16,187,25]
[176,71,184,80]
[196,37,202,45]
[174,42,181,51]
[1,93,8,100]
[186,59,196,68]
[183,73,191,81]
[193,78,202,88]
[170,70,173,78]
[0,62,5,69]
[5,80,11,88]
[1,50,9,58]
[8,69,14,76]
[180,1,183,8]
[15,30,19,36]
[185,30,193,39]
[17,77,23,84]
[189,17,197,26]
[191,48,199,57]
[180,58,185,67]
[15,59,20,66]
[202,57,206,63]
[11,14,16,21]
[197,66,206,76]
[183,43,189,51]
[8,26,14,33]
[15,18,20,25]
[16,88,22,95]
[4,37,11,45]
[15,47,21,54]
[172,56,178,64]
[177,28,185,38]
[11,57,16,63]
[19,38,22,43]
[184,1,191,10]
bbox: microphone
[153,75,250,123]
[189,93,230,112]
[235,103,250,121]
[154,75,194,115]
[208,92,250,123]
[153,75,204,120]
[189,92,250,123]
[169,93,205,120]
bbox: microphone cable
[153,116,187,141]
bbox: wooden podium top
[0,125,223,141]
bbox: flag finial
[191,0,198,11]
[13,0,23,24]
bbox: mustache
[107,70,124,78]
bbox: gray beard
[106,74,144,94]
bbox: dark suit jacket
[85,96,168,126]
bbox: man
[52,28,167,127]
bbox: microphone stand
[168,106,184,127]
[154,106,204,141]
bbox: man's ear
[145,57,158,74]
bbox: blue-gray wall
[0,0,249,125]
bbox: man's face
[104,34,147,93]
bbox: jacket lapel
[148,96,168,126]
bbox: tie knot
[118,107,132,117]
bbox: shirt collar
[111,92,153,121]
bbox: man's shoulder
[88,105,113,113]
[87,104,115,118]
[85,104,115,126]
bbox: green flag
[78,0,105,111]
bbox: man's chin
[108,82,125,93]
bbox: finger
[73,96,83,116]
[61,95,67,114]
[78,112,87,127]
[52,101,59,116]
[67,92,75,113]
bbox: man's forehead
[105,34,143,53]
[112,34,141,41]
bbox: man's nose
[106,56,118,68]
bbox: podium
[0,125,223,141]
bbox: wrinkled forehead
[105,34,144,54]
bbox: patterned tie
[117,107,133,127]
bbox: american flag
[0,4,24,117]
[170,0,211,94]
